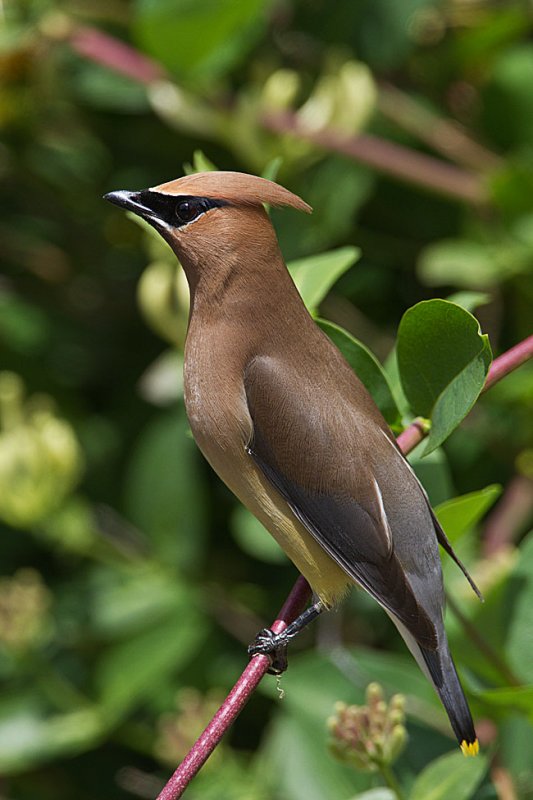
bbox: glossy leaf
[133,0,271,80]
[435,484,502,544]
[263,712,372,800]
[418,238,523,289]
[408,444,454,506]
[89,565,190,638]
[288,246,360,311]
[123,408,207,571]
[397,300,492,454]
[446,291,491,312]
[506,530,533,683]
[0,701,105,774]
[275,158,373,257]
[410,749,488,800]
[95,602,206,718]
[317,319,401,426]
[231,506,288,564]
[259,648,438,722]
[476,685,533,721]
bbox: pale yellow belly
[197,432,351,608]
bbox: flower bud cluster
[0,372,83,528]
[154,688,225,768]
[328,682,407,771]
[0,568,52,652]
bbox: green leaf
[231,506,288,564]
[262,712,373,800]
[482,44,533,149]
[183,149,218,174]
[418,239,520,290]
[261,156,283,182]
[435,485,502,544]
[95,603,206,719]
[288,246,360,311]
[124,408,207,571]
[184,758,270,800]
[383,348,411,418]
[446,291,491,312]
[407,444,454,506]
[475,685,533,721]
[498,716,533,788]
[71,62,150,111]
[506,530,533,683]
[0,700,105,774]
[356,0,434,70]
[89,565,190,638]
[259,647,438,724]
[133,0,271,80]
[274,158,373,257]
[317,319,401,426]
[409,749,488,800]
[0,294,51,355]
[353,791,396,800]
[397,300,492,454]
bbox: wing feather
[244,356,438,649]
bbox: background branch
[261,110,488,204]
[63,25,489,206]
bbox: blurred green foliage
[1,0,533,798]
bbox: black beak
[103,190,151,217]
[104,189,177,242]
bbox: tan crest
[151,171,312,214]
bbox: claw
[248,628,289,675]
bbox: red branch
[395,418,429,456]
[157,576,310,800]
[156,335,533,799]
[261,110,487,205]
[69,26,166,85]
[484,334,533,390]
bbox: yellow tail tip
[460,739,479,757]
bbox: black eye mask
[137,192,228,228]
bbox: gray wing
[244,355,439,650]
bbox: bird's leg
[248,601,325,675]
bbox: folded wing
[244,355,439,650]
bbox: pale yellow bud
[261,69,301,112]
[137,260,189,348]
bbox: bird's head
[104,171,311,285]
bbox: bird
[105,170,480,756]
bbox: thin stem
[69,26,166,85]
[156,576,311,800]
[395,417,429,456]
[378,762,406,800]
[484,334,533,390]
[377,83,502,173]
[483,473,533,557]
[261,110,488,205]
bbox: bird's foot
[248,602,325,675]
[248,628,289,675]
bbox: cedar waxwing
[105,171,480,756]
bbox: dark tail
[420,642,479,756]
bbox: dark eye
[175,199,203,224]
